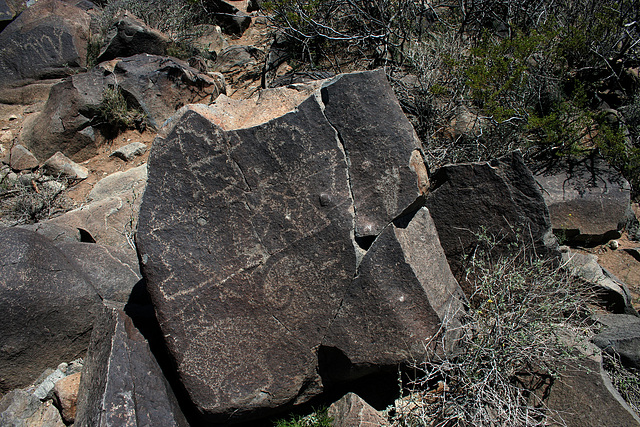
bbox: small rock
[562,250,635,313]
[53,372,82,424]
[110,141,147,161]
[42,152,89,180]
[33,363,68,400]
[609,240,619,250]
[9,114,18,120]
[3,144,39,171]
[328,392,390,427]
[0,389,65,427]
[0,130,13,143]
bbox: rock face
[137,70,464,422]
[47,164,147,255]
[0,390,65,427]
[545,345,640,427]
[425,152,557,282]
[534,157,632,245]
[75,304,188,427]
[593,314,640,369]
[0,227,102,393]
[2,144,39,171]
[0,0,92,99]
[21,54,226,162]
[96,14,169,63]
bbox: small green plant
[274,407,333,427]
[602,351,640,415]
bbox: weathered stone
[110,141,147,161]
[33,362,68,400]
[21,54,226,162]
[593,314,640,369]
[321,70,429,238]
[3,144,38,171]
[0,390,65,427]
[201,0,251,36]
[56,242,141,302]
[17,222,82,243]
[545,344,640,427]
[53,371,81,424]
[328,392,390,427]
[0,0,91,94]
[0,129,14,143]
[0,1,16,32]
[46,164,147,253]
[75,304,188,427]
[323,208,464,378]
[42,151,89,179]
[213,45,264,87]
[534,157,632,245]
[97,14,169,63]
[0,227,102,393]
[425,152,557,283]
[136,70,459,422]
[561,249,635,314]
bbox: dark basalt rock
[0,227,102,394]
[533,156,632,246]
[425,152,558,284]
[20,54,225,162]
[136,69,463,423]
[0,0,91,89]
[96,14,169,63]
[75,304,188,426]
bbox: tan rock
[328,392,390,427]
[53,372,82,424]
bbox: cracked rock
[136,69,464,422]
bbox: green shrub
[274,407,332,427]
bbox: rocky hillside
[1,1,640,426]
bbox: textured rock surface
[593,314,640,369]
[53,372,81,424]
[110,141,147,161]
[545,345,640,427]
[75,304,188,427]
[0,227,102,393]
[56,241,141,302]
[562,249,635,313]
[46,164,147,254]
[323,208,464,376]
[0,390,65,427]
[0,0,91,97]
[425,152,557,282]
[96,14,169,63]
[328,392,390,427]
[2,144,39,171]
[137,70,462,422]
[534,157,632,245]
[20,54,225,162]
[42,151,89,179]
[201,0,251,35]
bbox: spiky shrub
[392,233,596,426]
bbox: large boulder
[593,314,640,369]
[20,54,226,162]
[0,227,102,393]
[533,157,632,245]
[424,152,557,284]
[136,69,463,422]
[0,0,94,103]
[75,304,188,426]
[96,14,169,63]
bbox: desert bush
[603,352,640,416]
[0,177,70,225]
[391,233,596,426]
[95,85,147,136]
